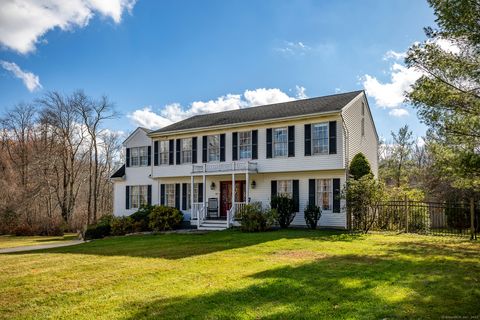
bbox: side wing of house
[112,127,156,216]
[341,92,379,176]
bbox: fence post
[405,195,409,233]
[470,197,476,240]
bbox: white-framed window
[239,131,252,159]
[316,179,332,211]
[130,185,148,209]
[277,180,293,198]
[165,184,175,207]
[130,146,148,167]
[159,141,169,165]
[181,138,192,164]
[208,135,220,162]
[273,127,288,157]
[186,183,201,209]
[312,123,329,155]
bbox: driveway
[0,240,85,253]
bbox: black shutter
[126,148,130,167]
[288,125,295,157]
[198,183,204,202]
[266,128,272,159]
[147,185,152,205]
[182,183,187,210]
[192,137,197,164]
[293,180,299,212]
[175,183,180,209]
[271,180,277,199]
[220,134,226,162]
[329,121,337,155]
[176,139,181,165]
[232,132,238,161]
[147,146,152,166]
[202,136,207,163]
[160,184,165,205]
[154,141,159,166]
[333,178,340,213]
[252,130,258,159]
[169,139,174,165]
[125,186,130,209]
[308,179,316,206]
[304,124,311,156]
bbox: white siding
[342,93,379,176]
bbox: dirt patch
[271,250,328,261]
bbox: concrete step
[198,225,228,231]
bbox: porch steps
[198,220,228,231]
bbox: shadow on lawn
[122,244,480,319]
[10,229,363,260]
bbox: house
[110,90,378,230]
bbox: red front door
[220,181,246,217]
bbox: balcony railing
[192,161,257,174]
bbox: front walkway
[0,240,84,254]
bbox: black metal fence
[351,200,479,238]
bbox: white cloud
[362,63,423,108]
[388,108,409,117]
[129,86,308,129]
[275,41,312,56]
[383,50,406,61]
[0,0,137,54]
[0,60,42,91]
[433,38,460,54]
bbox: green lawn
[0,233,78,249]
[0,230,479,319]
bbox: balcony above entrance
[192,161,257,175]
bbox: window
[159,141,169,165]
[277,180,292,198]
[208,135,220,162]
[361,118,365,137]
[273,127,288,157]
[130,146,148,167]
[316,179,332,211]
[312,123,329,155]
[165,184,175,207]
[239,131,252,159]
[186,183,201,209]
[129,185,148,209]
[361,102,365,116]
[181,138,192,164]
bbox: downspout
[341,112,351,230]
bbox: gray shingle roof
[110,164,125,179]
[151,90,362,135]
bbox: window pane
[316,179,332,210]
[273,128,288,157]
[165,184,175,207]
[312,123,328,155]
[208,135,220,162]
[181,138,192,163]
[159,141,169,165]
[277,180,292,198]
[239,131,252,159]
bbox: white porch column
[191,175,194,221]
[246,169,250,204]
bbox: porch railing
[192,161,257,174]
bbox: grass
[0,233,78,249]
[0,229,479,319]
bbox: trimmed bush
[271,195,296,228]
[304,204,321,229]
[84,224,111,239]
[148,206,183,231]
[111,216,135,236]
[239,203,277,232]
[130,204,154,231]
[349,153,372,180]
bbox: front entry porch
[190,161,256,230]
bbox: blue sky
[0,0,435,141]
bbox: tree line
[0,91,123,235]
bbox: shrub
[304,203,321,229]
[84,224,111,240]
[239,203,277,232]
[130,204,154,231]
[349,153,372,180]
[271,195,296,228]
[111,216,135,236]
[148,206,183,231]
[13,224,35,236]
